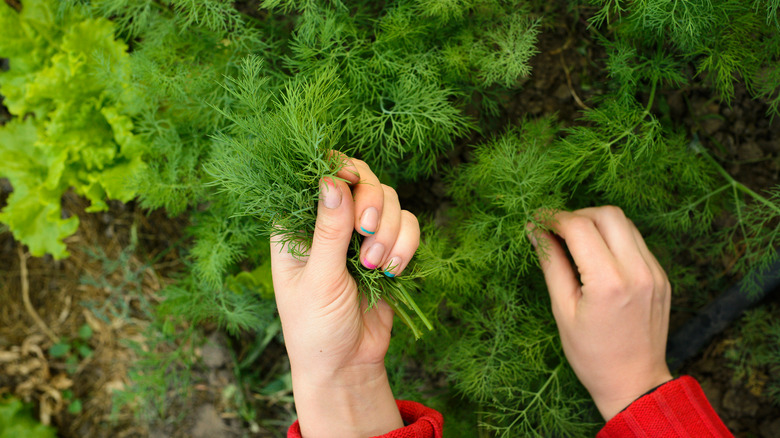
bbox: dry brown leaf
[104,379,125,394]
[82,309,105,335]
[0,350,20,362]
[58,295,72,324]
[6,358,44,376]
[16,377,41,397]
[50,373,73,390]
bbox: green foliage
[206,56,432,335]
[278,0,539,177]
[58,0,281,335]
[40,0,543,338]
[0,397,56,438]
[725,305,780,405]
[48,325,94,374]
[3,0,779,435]
[111,320,199,425]
[0,0,144,258]
[399,119,600,436]
[589,0,780,111]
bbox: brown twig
[18,246,58,343]
[559,53,590,111]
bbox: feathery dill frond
[207,56,345,246]
[207,56,432,336]
[169,0,242,33]
[725,305,780,406]
[445,118,565,276]
[349,74,475,179]
[475,14,540,87]
[590,0,779,105]
[161,276,271,336]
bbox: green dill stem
[601,79,659,151]
[694,139,780,216]
[393,280,434,332]
[384,298,422,339]
[683,183,730,212]
[500,363,563,432]
[645,79,658,113]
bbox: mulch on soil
[0,192,185,436]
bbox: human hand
[528,206,673,421]
[270,157,420,438]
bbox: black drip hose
[666,251,780,371]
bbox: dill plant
[725,305,780,406]
[385,3,780,432]
[589,0,780,113]
[393,119,599,437]
[51,0,542,337]
[5,0,779,436]
[207,56,432,336]
[269,0,540,178]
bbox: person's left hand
[271,156,421,438]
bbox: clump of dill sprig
[207,56,432,337]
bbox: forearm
[292,364,404,438]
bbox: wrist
[594,370,674,421]
[292,363,404,438]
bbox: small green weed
[725,304,780,405]
[48,324,94,414]
[0,396,56,438]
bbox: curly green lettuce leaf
[0,0,144,258]
[0,118,79,258]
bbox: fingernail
[360,207,378,235]
[362,243,385,269]
[384,256,400,277]
[321,179,341,209]
[525,223,538,248]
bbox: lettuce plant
[0,0,143,258]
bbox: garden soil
[1,5,780,438]
[0,193,280,437]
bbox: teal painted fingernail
[360,207,379,234]
[384,271,395,277]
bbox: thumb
[527,224,580,318]
[308,177,355,273]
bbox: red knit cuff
[598,375,733,437]
[287,399,443,438]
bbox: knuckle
[599,268,627,297]
[351,158,367,168]
[402,210,420,230]
[632,267,655,292]
[602,205,626,220]
[382,184,399,201]
[314,221,343,243]
[566,216,594,235]
[603,279,626,298]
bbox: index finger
[329,152,384,237]
[331,151,360,184]
[544,211,619,288]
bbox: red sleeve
[598,375,733,437]
[287,399,443,438]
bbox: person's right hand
[528,206,673,421]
